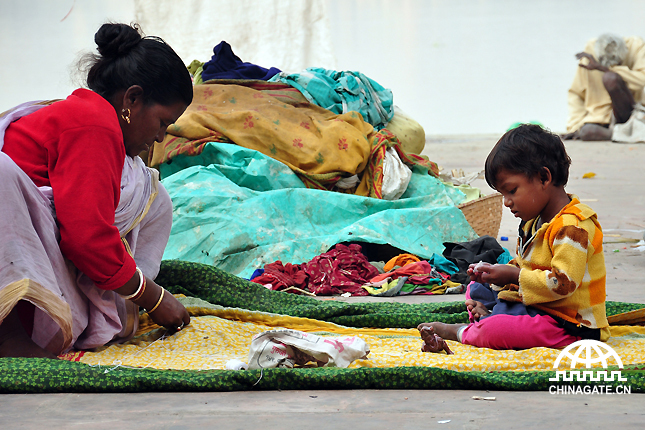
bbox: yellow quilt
[60,297,645,372]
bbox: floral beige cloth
[150,82,438,198]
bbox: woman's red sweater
[2,89,136,290]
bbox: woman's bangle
[147,288,165,314]
[130,276,146,301]
[121,267,145,300]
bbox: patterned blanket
[148,81,437,198]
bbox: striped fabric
[498,196,610,340]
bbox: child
[418,124,609,351]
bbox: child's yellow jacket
[499,196,610,341]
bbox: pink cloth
[462,281,578,349]
[460,313,580,350]
[465,281,477,323]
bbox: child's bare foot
[0,308,58,359]
[465,299,491,321]
[417,322,464,354]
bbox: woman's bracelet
[130,276,146,301]
[147,288,165,314]
[120,267,146,300]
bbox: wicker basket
[457,193,503,238]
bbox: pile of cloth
[249,244,462,296]
[154,41,430,190]
[150,41,487,280]
[150,43,488,279]
[248,236,512,297]
[190,41,394,130]
[150,80,428,198]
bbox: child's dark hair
[485,124,571,189]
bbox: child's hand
[467,261,492,283]
[468,263,520,286]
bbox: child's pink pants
[461,281,580,350]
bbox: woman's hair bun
[94,23,142,58]
[85,21,192,107]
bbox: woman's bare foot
[465,299,490,321]
[0,307,57,359]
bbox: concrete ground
[2,136,644,429]
[1,389,644,429]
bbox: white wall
[2,0,645,135]
[0,0,135,108]
[133,0,337,75]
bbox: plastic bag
[247,329,370,369]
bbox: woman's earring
[121,108,131,124]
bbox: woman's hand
[117,272,190,332]
[467,262,520,286]
[147,289,191,331]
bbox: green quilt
[1,260,644,393]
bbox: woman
[0,23,192,358]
